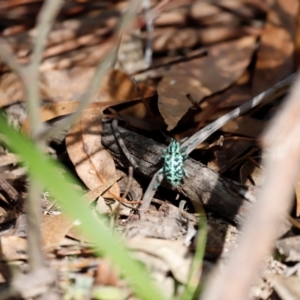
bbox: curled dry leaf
[66,108,119,198]
[157,36,256,130]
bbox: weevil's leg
[161,149,168,158]
[183,168,188,178]
[154,168,164,190]
[180,150,188,160]
[180,147,187,154]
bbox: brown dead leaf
[42,68,155,102]
[127,238,193,284]
[157,36,256,130]
[21,100,82,134]
[82,174,122,205]
[199,70,252,112]
[21,69,156,133]
[21,101,119,135]
[0,72,51,108]
[42,68,93,101]
[184,75,251,135]
[221,116,266,138]
[66,108,119,197]
[95,259,119,286]
[41,213,74,249]
[0,236,27,261]
[10,67,143,106]
[208,139,254,173]
[66,223,88,242]
[252,0,298,95]
[178,73,252,135]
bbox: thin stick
[0,0,63,275]
[132,49,207,75]
[25,0,63,274]
[140,169,163,210]
[181,73,296,154]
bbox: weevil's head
[167,138,181,153]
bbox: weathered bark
[102,121,256,224]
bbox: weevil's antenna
[130,76,171,141]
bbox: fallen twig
[101,122,255,223]
[181,73,295,154]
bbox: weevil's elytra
[161,138,188,187]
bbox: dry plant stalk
[201,73,300,300]
[0,0,64,275]
[0,0,141,296]
[0,1,63,298]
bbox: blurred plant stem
[0,0,64,275]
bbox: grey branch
[102,122,256,225]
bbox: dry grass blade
[181,73,295,155]
[0,0,64,281]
